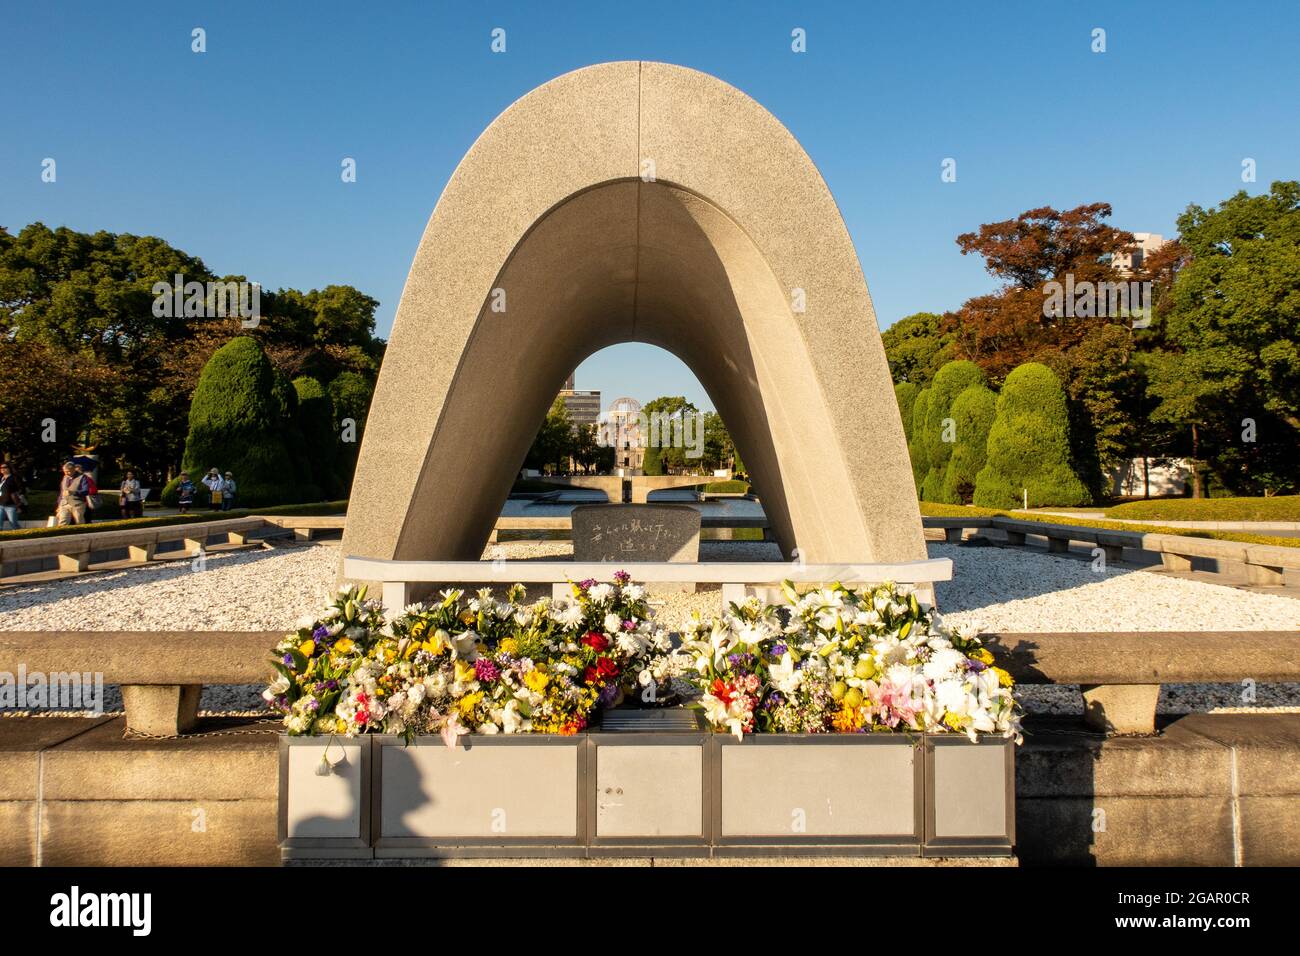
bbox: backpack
[84,474,100,510]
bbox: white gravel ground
[3,538,1296,717]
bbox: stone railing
[930,515,1298,586]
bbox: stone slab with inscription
[571,504,701,570]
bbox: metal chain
[122,717,283,741]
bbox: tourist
[176,472,196,514]
[77,464,99,524]
[0,461,25,531]
[56,462,89,526]
[202,468,224,510]
[119,470,143,519]
[221,471,237,511]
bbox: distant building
[558,372,601,427]
[599,396,645,473]
[1113,232,1166,275]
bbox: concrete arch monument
[342,61,926,569]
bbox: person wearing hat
[220,471,237,511]
[201,468,225,510]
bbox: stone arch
[342,61,925,567]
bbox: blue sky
[3,1,1296,411]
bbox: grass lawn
[918,501,1299,549]
[0,500,349,541]
[1105,496,1300,522]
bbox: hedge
[918,361,985,502]
[974,363,1090,509]
[941,383,997,505]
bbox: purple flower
[614,570,631,585]
[967,659,987,672]
[621,619,636,631]
[579,578,597,590]
[326,679,338,690]
[771,643,788,657]
[282,653,295,667]
[597,683,620,706]
[311,624,331,641]
[765,692,785,709]
[474,658,500,682]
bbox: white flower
[588,583,615,605]
[407,683,427,705]
[550,601,584,629]
[604,612,623,634]
[769,653,802,695]
[623,584,645,601]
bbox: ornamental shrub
[973,362,1090,508]
[179,337,324,507]
[328,370,373,491]
[942,383,997,505]
[894,381,919,444]
[919,361,986,503]
[908,388,932,492]
[294,375,343,499]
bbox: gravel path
[3,538,1296,717]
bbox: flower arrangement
[266,576,1020,745]
[265,574,677,741]
[678,581,1021,742]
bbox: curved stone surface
[342,61,925,570]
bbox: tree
[944,204,1137,380]
[641,396,700,472]
[942,383,997,504]
[176,337,322,505]
[974,363,1090,509]
[1144,181,1300,496]
[524,396,575,473]
[881,312,952,386]
[918,360,986,502]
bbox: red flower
[583,667,601,685]
[596,657,619,680]
[710,679,735,706]
[581,631,609,652]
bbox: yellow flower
[972,648,994,666]
[410,620,428,639]
[336,718,347,733]
[421,637,445,656]
[992,666,1013,688]
[943,712,968,732]
[523,669,549,692]
[499,638,520,656]
[831,704,865,733]
[460,610,475,626]
[298,639,316,657]
[333,638,354,654]
[454,660,476,683]
[457,691,483,716]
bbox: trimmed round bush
[908,388,932,492]
[180,337,324,507]
[894,381,919,444]
[294,375,343,499]
[973,363,1090,509]
[919,361,986,502]
[942,383,997,504]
